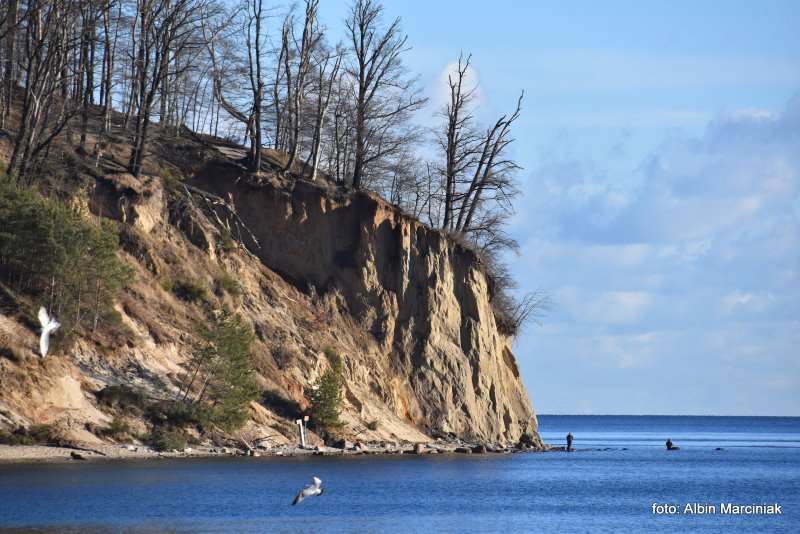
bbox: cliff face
[0,150,540,447]
[192,166,539,443]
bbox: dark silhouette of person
[666,438,674,450]
[566,432,573,452]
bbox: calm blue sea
[1,415,798,533]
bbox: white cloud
[513,93,800,414]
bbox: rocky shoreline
[0,439,548,464]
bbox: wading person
[566,432,573,452]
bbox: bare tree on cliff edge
[345,0,425,190]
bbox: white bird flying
[38,306,60,358]
[292,476,324,505]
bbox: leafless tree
[8,0,80,178]
[1,0,20,127]
[304,44,341,181]
[440,52,480,231]
[282,0,321,173]
[345,0,425,190]
[127,0,206,177]
[454,92,523,237]
[203,0,265,171]
[99,1,120,134]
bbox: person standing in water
[566,432,574,451]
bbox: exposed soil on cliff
[0,123,543,453]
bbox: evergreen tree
[309,348,344,430]
[0,178,133,340]
[181,310,259,431]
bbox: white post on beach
[296,419,306,448]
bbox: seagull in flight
[38,306,60,358]
[292,476,324,505]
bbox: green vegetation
[161,169,184,193]
[0,179,133,339]
[219,229,237,253]
[0,424,58,445]
[147,400,209,428]
[309,348,344,431]
[177,310,259,431]
[100,417,131,439]
[147,427,188,452]
[165,277,210,304]
[214,270,242,297]
[366,419,380,431]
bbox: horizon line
[537,413,800,418]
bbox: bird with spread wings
[38,306,60,358]
[292,476,324,505]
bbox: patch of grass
[100,417,131,439]
[214,271,242,297]
[97,308,138,344]
[162,168,184,193]
[219,229,237,253]
[160,278,174,292]
[147,427,188,452]
[168,277,209,304]
[366,419,380,431]
[95,385,149,413]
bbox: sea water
[1,415,798,533]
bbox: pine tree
[309,348,344,430]
[0,178,133,340]
[181,310,259,431]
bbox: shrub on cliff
[96,385,150,413]
[177,310,259,432]
[451,231,550,337]
[147,427,188,452]
[214,271,242,297]
[100,417,132,440]
[0,178,133,342]
[166,277,210,305]
[0,424,58,445]
[309,348,344,431]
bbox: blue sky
[318,1,800,415]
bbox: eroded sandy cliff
[0,151,541,448]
